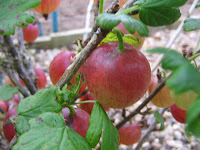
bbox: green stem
[193,60,198,68]
[193,35,200,55]
[99,0,104,14]
[62,104,76,115]
[113,28,124,52]
[56,87,63,104]
[116,34,124,52]
[70,100,96,105]
[77,40,82,52]
[74,74,81,95]
[117,5,140,15]
[9,117,15,124]
[189,52,200,61]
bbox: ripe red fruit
[49,51,85,93]
[23,23,40,43]
[0,100,8,112]
[3,107,18,142]
[148,76,174,108]
[34,68,47,89]
[118,121,141,145]
[49,51,76,85]
[83,42,151,108]
[79,91,109,115]
[170,104,186,123]
[4,68,47,89]
[62,107,89,138]
[34,0,61,15]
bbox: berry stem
[193,60,198,68]
[113,28,125,52]
[77,40,83,52]
[99,0,104,14]
[71,100,96,105]
[189,52,200,61]
[117,5,140,15]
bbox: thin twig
[0,39,30,97]
[116,78,167,129]
[151,0,200,72]
[1,62,30,97]
[3,35,37,94]
[21,52,36,88]
[135,108,167,150]
[18,27,36,85]
[18,27,25,53]
[56,28,110,88]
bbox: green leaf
[118,14,149,36]
[100,32,140,47]
[13,112,91,150]
[147,48,200,95]
[160,50,189,71]
[96,14,120,30]
[186,98,200,138]
[139,7,181,26]
[0,0,41,36]
[136,0,185,27]
[147,48,189,70]
[72,74,82,95]
[96,13,149,36]
[147,47,169,54]
[148,47,200,138]
[166,65,200,95]
[101,119,119,150]
[16,87,62,135]
[137,0,187,8]
[61,74,82,103]
[154,111,165,131]
[86,102,119,150]
[0,84,18,100]
[183,18,200,31]
[195,2,200,8]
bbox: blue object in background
[52,10,59,33]
[38,23,43,36]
